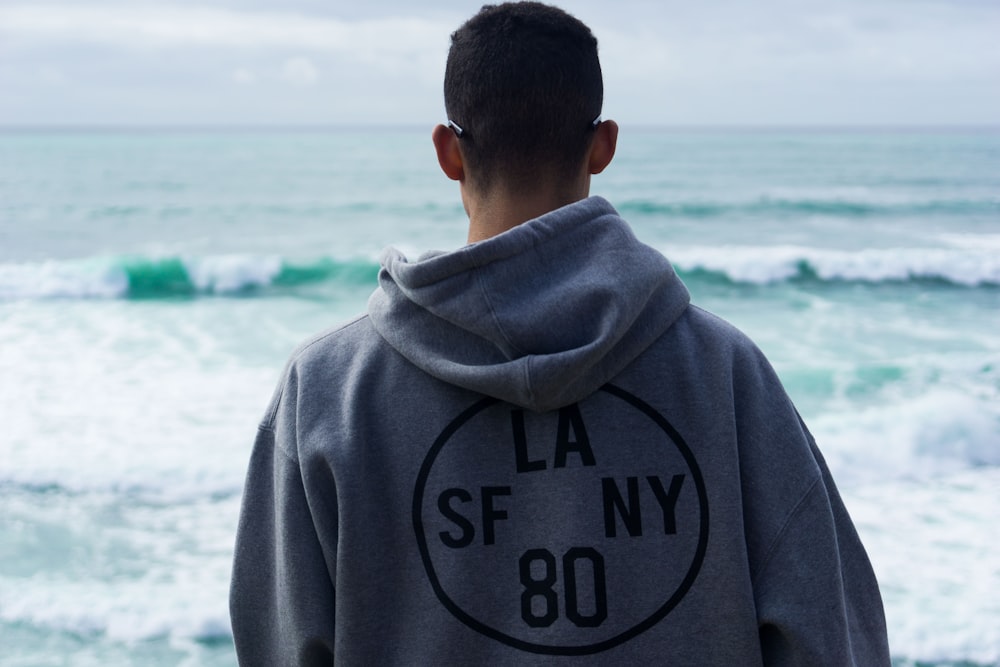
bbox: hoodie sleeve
[753,432,891,666]
[230,380,338,666]
[720,326,890,666]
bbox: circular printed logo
[412,385,709,655]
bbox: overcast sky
[1,0,998,127]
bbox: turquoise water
[1,128,998,665]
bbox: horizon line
[2,123,999,134]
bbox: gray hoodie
[230,196,890,665]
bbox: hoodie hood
[367,196,689,412]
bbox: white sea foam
[0,487,239,645]
[0,573,232,643]
[814,388,1000,487]
[1,242,998,302]
[0,258,129,300]
[0,298,279,499]
[182,254,282,293]
[667,244,1000,286]
[846,468,1000,666]
[939,232,1000,252]
[0,254,288,300]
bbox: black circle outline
[412,385,710,656]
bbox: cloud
[0,2,452,124]
[0,0,998,126]
[279,58,319,86]
[231,68,256,85]
[0,4,451,64]
[596,0,1000,86]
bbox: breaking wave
[0,254,381,300]
[1,243,997,301]
[667,244,1000,287]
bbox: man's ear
[587,119,619,175]
[432,124,465,181]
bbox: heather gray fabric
[367,197,688,413]
[230,196,890,665]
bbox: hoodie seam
[474,265,527,359]
[261,315,369,431]
[521,355,536,407]
[750,474,823,583]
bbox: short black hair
[444,2,603,192]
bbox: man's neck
[464,182,590,244]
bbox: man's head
[435,2,611,197]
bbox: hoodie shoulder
[664,304,777,373]
[259,314,379,432]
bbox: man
[230,3,890,665]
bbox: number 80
[519,547,608,628]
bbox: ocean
[1,128,998,666]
